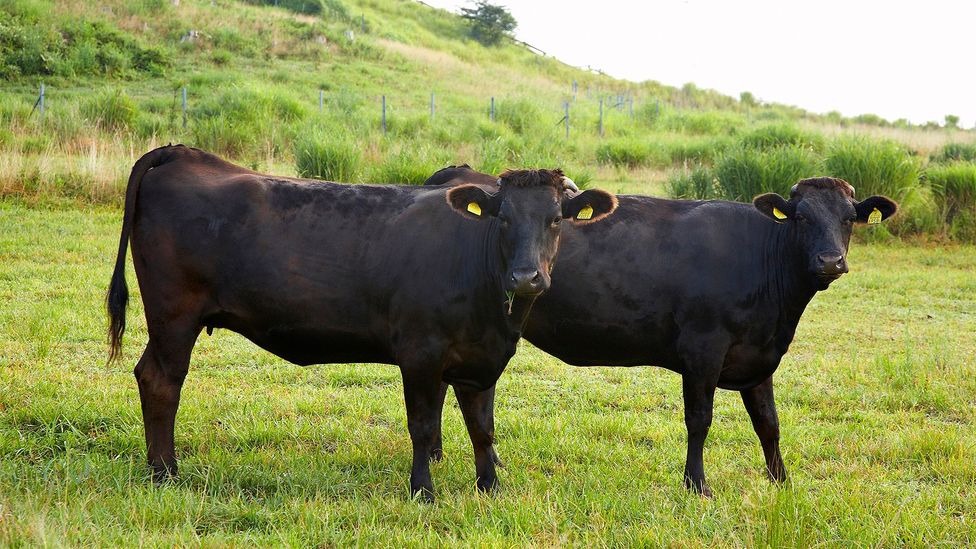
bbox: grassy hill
[2,0,976,239]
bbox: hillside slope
[1,0,975,239]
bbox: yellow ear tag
[467,202,482,216]
[868,208,882,224]
[576,205,594,220]
[772,207,788,220]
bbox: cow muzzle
[814,252,848,279]
[507,267,549,296]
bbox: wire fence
[24,81,668,141]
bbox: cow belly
[206,312,394,366]
[717,343,781,390]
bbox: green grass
[1,201,974,545]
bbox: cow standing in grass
[106,146,617,501]
[425,168,897,496]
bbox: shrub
[930,142,976,164]
[823,136,921,199]
[712,145,822,201]
[294,132,361,182]
[81,89,138,130]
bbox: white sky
[424,0,976,127]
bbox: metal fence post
[572,80,577,101]
[39,83,45,120]
[599,98,604,137]
[181,86,187,129]
[360,14,365,33]
[319,90,324,112]
[381,95,387,134]
[430,92,435,120]
[564,101,569,139]
[490,97,495,121]
[629,96,634,118]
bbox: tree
[739,91,755,107]
[460,1,516,47]
[944,114,960,129]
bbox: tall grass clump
[712,145,822,201]
[665,135,733,165]
[596,138,668,168]
[294,132,361,182]
[496,98,545,135]
[823,136,920,199]
[738,123,824,151]
[663,109,745,135]
[926,162,976,241]
[81,89,138,130]
[370,146,452,185]
[929,142,976,164]
[665,165,716,199]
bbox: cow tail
[106,146,176,362]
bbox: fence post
[564,101,569,139]
[599,98,604,137]
[360,14,365,33]
[39,83,45,120]
[181,86,187,129]
[629,96,634,118]
[655,99,660,117]
[490,97,495,121]
[381,95,386,134]
[319,90,324,112]
[430,92,435,120]
[572,80,577,101]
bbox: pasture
[1,200,974,546]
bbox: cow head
[754,177,897,289]
[447,169,617,296]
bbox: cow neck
[481,220,536,334]
[759,220,818,329]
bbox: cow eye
[795,213,808,223]
[550,217,562,227]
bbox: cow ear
[562,189,618,223]
[753,193,794,223]
[446,184,502,220]
[855,195,898,224]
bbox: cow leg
[400,367,445,503]
[430,382,449,462]
[741,376,787,483]
[681,374,718,497]
[134,326,198,482]
[455,385,500,493]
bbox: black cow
[106,145,617,501]
[424,167,897,496]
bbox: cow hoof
[149,461,177,484]
[476,476,499,494]
[430,447,444,462]
[411,487,435,504]
[684,477,713,499]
